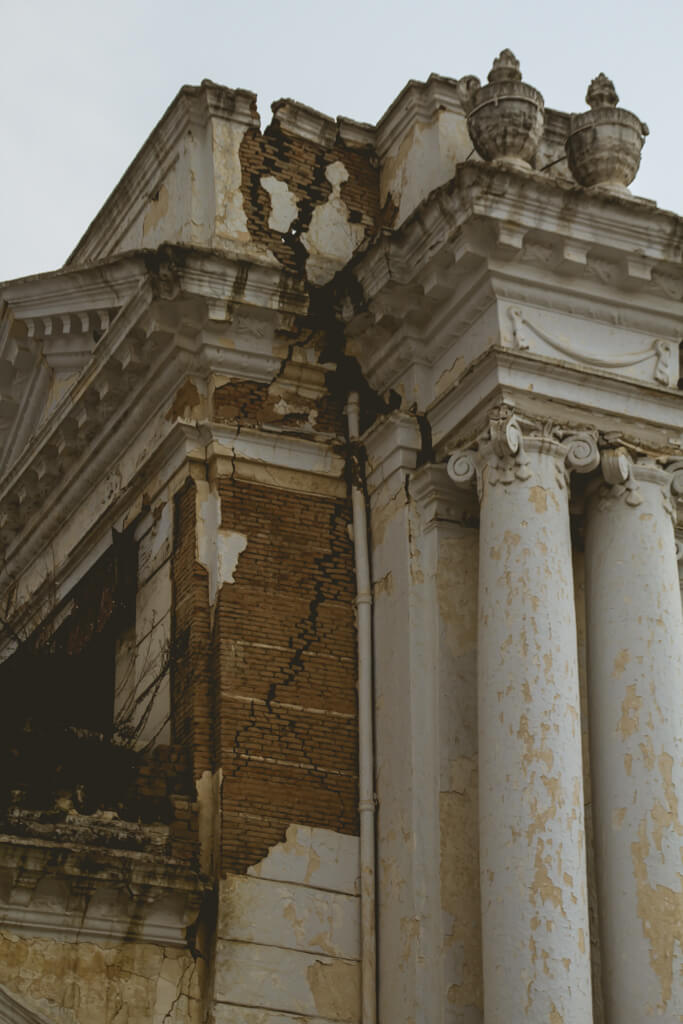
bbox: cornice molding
[375,74,466,159]
[346,163,683,319]
[206,423,346,482]
[341,164,683,451]
[362,412,423,495]
[0,828,207,949]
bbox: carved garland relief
[508,306,673,385]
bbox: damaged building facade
[0,48,681,1024]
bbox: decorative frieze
[507,306,674,386]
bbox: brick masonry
[172,472,359,876]
[238,122,382,274]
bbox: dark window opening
[0,531,138,814]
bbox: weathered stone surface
[0,932,201,1024]
[1,54,681,1024]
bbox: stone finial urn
[566,74,649,193]
[466,50,545,169]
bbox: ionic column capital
[446,406,599,499]
[594,448,683,521]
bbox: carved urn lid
[487,48,523,84]
[566,74,649,194]
[466,50,545,170]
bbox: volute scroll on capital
[594,448,683,521]
[446,409,600,499]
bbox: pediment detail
[0,259,146,479]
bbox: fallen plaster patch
[301,161,364,285]
[260,176,298,233]
[196,481,247,611]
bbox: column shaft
[585,464,683,1021]
[476,439,593,1023]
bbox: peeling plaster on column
[301,162,365,285]
[585,462,683,1021]
[449,425,594,1023]
[195,480,247,613]
[260,176,298,233]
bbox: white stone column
[585,453,683,1022]
[449,411,595,1024]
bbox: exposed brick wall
[238,125,380,275]
[215,478,358,873]
[130,744,199,866]
[212,378,347,438]
[170,473,358,876]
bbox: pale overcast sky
[1,0,680,282]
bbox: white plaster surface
[135,561,171,643]
[247,825,360,895]
[137,499,172,587]
[366,453,444,1024]
[213,941,359,1022]
[212,120,251,242]
[213,1007,343,1024]
[218,875,359,959]
[379,110,471,227]
[302,162,364,285]
[261,176,298,233]
[212,827,361,1023]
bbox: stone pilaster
[448,409,595,1024]
[584,451,683,1022]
